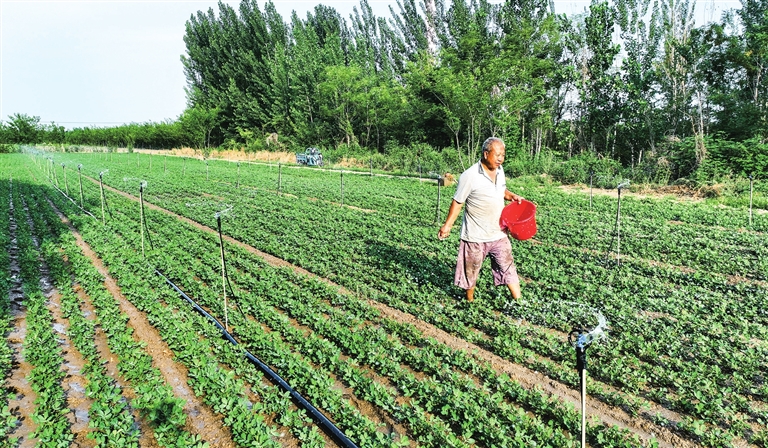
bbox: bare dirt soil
[6,192,37,447]
[49,200,236,448]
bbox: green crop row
[68,160,650,447]
[0,175,19,443]
[10,182,72,446]
[22,152,768,445]
[37,172,330,447]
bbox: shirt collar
[477,160,497,183]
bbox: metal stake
[217,215,228,332]
[616,188,622,265]
[278,163,282,194]
[99,173,106,225]
[435,176,442,223]
[78,165,84,208]
[341,170,344,206]
[589,170,594,210]
[749,175,754,227]
[236,162,240,188]
[62,164,69,196]
[140,184,145,258]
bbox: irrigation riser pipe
[217,215,228,332]
[46,173,98,221]
[435,177,442,223]
[63,165,69,196]
[154,270,359,448]
[140,185,145,259]
[78,167,84,209]
[99,175,106,225]
[749,176,754,227]
[616,188,622,265]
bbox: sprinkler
[236,162,240,188]
[62,163,69,196]
[589,169,594,210]
[77,164,84,208]
[340,170,344,206]
[214,207,234,332]
[435,175,443,223]
[278,163,282,194]
[205,158,209,181]
[749,174,754,227]
[139,182,147,258]
[99,171,107,225]
[568,311,608,448]
[604,180,630,265]
[615,180,629,265]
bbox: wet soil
[6,189,37,447]
[49,199,235,447]
[20,196,96,447]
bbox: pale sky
[0,0,740,129]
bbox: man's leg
[506,282,521,300]
[489,238,521,300]
[455,241,484,302]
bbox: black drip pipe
[154,269,359,448]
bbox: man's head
[481,137,505,170]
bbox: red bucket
[500,200,537,240]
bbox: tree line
[2,0,766,184]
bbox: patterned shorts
[454,237,519,290]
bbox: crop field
[1,150,766,447]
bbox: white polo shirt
[454,161,507,242]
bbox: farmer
[438,137,524,302]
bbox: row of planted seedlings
[8,179,73,445]
[116,172,767,444]
[64,168,651,448]
[21,176,213,447]
[0,175,20,441]
[30,175,314,447]
[43,153,768,444]
[62,180,450,448]
[30,153,768,444]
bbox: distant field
[2,151,766,447]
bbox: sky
[0,0,741,129]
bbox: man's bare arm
[438,200,463,240]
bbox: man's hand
[505,190,524,203]
[438,224,452,240]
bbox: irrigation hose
[154,270,359,448]
[47,172,98,221]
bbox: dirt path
[76,284,159,448]
[49,199,235,448]
[46,288,95,446]
[84,179,707,448]
[6,187,37,447]
[21,195,97,447]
